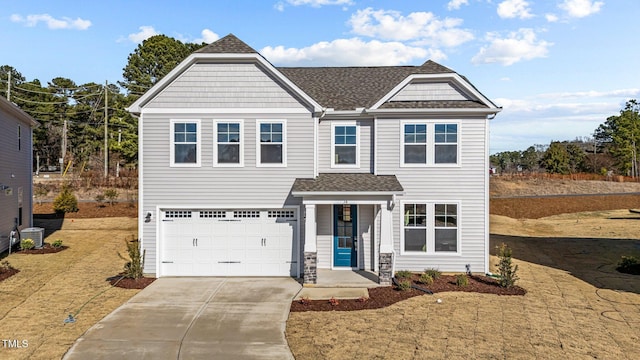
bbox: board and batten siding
[318,119,373,173]
[145,63,307,110]
[376,116,488,273]
[0,106,33,253]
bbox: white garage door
[160,209,298,277]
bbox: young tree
[541,141,570,174]
[594,100,640,175]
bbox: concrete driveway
[64,277,301,360]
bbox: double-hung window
[332,123,359,167]
[257,120,286,166]
[214,120,243,166]
[170,120,200,166]
[402,202,459,254]
[401,121,459,166]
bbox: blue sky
[1,0,638,153]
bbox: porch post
[379,201,394,285]
[303,204,317,284]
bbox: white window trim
[331,121,360,169]
[256,119,287,168]
[213,119,244,167]
[399,200,461,256]
[398,121,461,167]
[170,119,201,167]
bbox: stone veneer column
[303,252,317,284]
[379,253,393,285]
[378,201,394,285]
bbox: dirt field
[287,181,640,359]
[0,218,140,360]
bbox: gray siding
[0,106,33,253]
[316,204,332,269]
[376,116,488,273]
[318,119,373,173]
[390,82,470,102]
[359,204,374,271]
[146,63,307,110]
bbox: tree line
[492,100,640,177]
[0,35,206,176]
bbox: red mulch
[14,243,68,254]
[33,202,137,219]
[0,267,20,283]
[108,275,156,289]
[290,274,526,312]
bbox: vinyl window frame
[399,121,460,167]
[331,121,360,168]
[170,119,201,167]
[213,119,244,167]
[400,200,461,255]
[256,119,287,167]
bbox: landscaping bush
[118,237,145,279]
[104,188,118,205]
[397,279,412,291]
[497,243,519,288]
[424,268,442,279]
[456,274,469,287]
[395,270,413,279]
[53,184,79,214]
[52,239,64,248]
[20,238,35,250]
[418,273,434,285]
[1,260,15,271]
[95,193,105,204]
[617,255,640,275]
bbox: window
[170,120,200,166]
[402,202,459,254]
[403,123,427,164]
[214,121,243,166]
[257,120,286,166]
[400,122,459,166]
[435,124,457,164]
[332,123,359,167]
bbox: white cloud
[558,0,604,18]
[261,37,442,66]
[472,28,552,66]
[128,26,159,43]
[10,13,91,30]
[348,8,474,48]
[194,29,220,44]
[537,89,640,99]
[545,13,559,22]
[497,0,534,19]
[447,0,469,10]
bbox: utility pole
[104,81,108,178]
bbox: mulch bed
[0,267,20,283]
[291,274,526,312]
[33,201,137,219]
[15,243,68,254]
[108,275,156,289]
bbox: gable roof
[0,96,39,127]
[195,33,258,54]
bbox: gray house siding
[318,119,373,173]
[390,82,471,102]
[376,116,488,273]
[316,204,332,269]
[0,103,34,253]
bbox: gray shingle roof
[379,100,488,109]
[195,33,258,54]
[292,173,404,193]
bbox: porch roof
[291,173,404,196]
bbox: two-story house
[0,96,38,253]
[128,34,500,284]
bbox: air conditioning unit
[20,227,45,248]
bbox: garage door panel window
[214,121,243,166]
[171,120,201,167]
[402,202,459,254]
[257,121,286,166]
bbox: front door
[333,204,357,267]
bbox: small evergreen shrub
[20,238,35,250]
[497,243,519,288]
[104,189,119,205]
[397,279,412,291]
[118,237,145,279]
[395,270,413,279]
[52,239,64,248]
[418,273,434,285]
[95,194,105,204]
[456,274,469,287]
[617,255,640,275]
[53,184,79,214]
[424,268,442,279]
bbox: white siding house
[0,96,38,253]
[128,34,501,284]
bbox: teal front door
[333,204,357,267]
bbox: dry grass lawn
[0,218,140,360]
[287,210,640,359]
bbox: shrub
[395,270,413,279]
[329,297,340,306]
[95,194,105,204]
[34,185,48,205]
[617,255,640,275]
[456,274,469,287]
[418,273,434,285]
[496,243,519,288]
[397,279,412,291]
[53,184,79,214]
[117,237,145,279]
[52,239,63,248]
[20,238,35,250]
[1,260,15,271]
[298,297,311,305]
[424,268,442,279]
[104,189,119,205]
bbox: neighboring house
[0,96,38,253]
[128,34,501,284]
